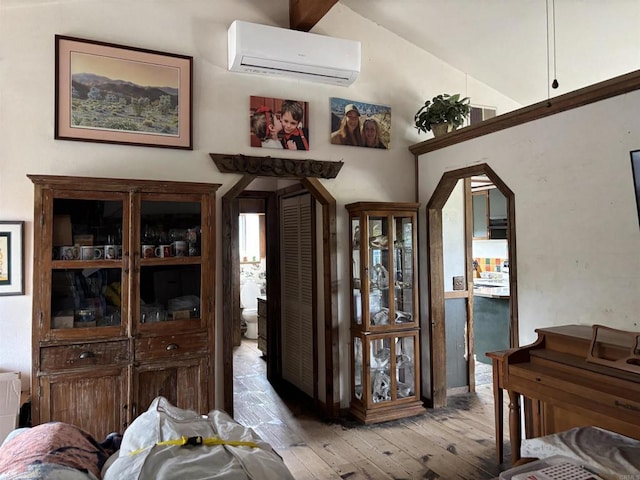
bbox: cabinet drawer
[40,340,130,372]
[135,333,209,361]
[257,336,267,355]
[257,298,267,316]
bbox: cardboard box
[52,315,74,329]
[0,372,21,444]
[53,215,73,246]
[73,234,94,246]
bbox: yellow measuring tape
[130,435,260,456]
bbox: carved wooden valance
[209,153,343,179]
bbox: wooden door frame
[426,163,518,407]
[213,154,341,418]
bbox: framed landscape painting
[55,35,193,149]
[0,221,24,296]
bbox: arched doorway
[425,163,519,408]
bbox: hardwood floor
[234,339,512,479]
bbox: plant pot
[431,122,452,137]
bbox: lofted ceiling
[291,0,640,107]
[7,0,636,109]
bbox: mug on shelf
[155,245,172,258]
[80,245,102,260]
[141,244,155,259]
[172,240,187,257]
[59,245,79,260]
[104,245,119,260]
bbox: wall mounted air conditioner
[228,20,361,86]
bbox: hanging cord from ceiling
[546,0,559,101]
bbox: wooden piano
[487,324,640,464]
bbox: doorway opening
[425,163,518,408]
[216,153,341,419]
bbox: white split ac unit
[228,20,361,86]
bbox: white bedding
[102,396,294,480]
[520,426,640,479]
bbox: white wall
[473,240,509,260]
[418,91,640,347]
[0,0,521,407]
[442,180,466,291]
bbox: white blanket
[103,397,294,480]
[520,426,640,479]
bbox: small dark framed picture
[0,221,24,296]
[631,150,640,227]
[55,35,193,149]
[330,97,391,149]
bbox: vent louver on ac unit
[228,20,361,86]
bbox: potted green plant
[414,93,471,137]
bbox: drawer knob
[166,343,179,351]
[79,351,95,359]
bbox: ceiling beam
[289,0,337,31]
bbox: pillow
[0,422,111,480]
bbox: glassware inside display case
[395,335,415,398]
[393,215,414,325]
[368,215,390,326]
[370,337,392,403]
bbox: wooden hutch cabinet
[345,202,425,424]
[29,175,219,439]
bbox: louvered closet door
[280,193,314,397]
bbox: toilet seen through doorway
[240,279,261,339]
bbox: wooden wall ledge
[210,153,343,179]
[409,69,640,156]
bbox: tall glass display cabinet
[29,175,219,440]
[345,202,425,424]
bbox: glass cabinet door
[392,215,415,326]
[368,333,417,405]
[50,196,125,331]
[137,196,203,327]
[394,334,416,399]
[368,215,390,326]
[370,336,392,403]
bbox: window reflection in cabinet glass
[139,265,201,323]
[51,268,122,329]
